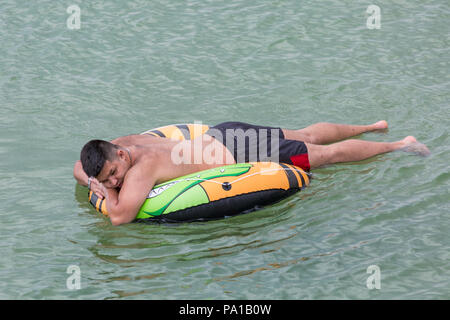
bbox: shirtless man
[73,120,429,226]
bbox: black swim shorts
[205,121,311,171]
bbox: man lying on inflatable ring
[73,121,429,226]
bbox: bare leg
[306,136,430,169]
[283,121,388,145]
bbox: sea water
[0,0,448,299]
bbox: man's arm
[102,159,157,226]
[73,160,88,186]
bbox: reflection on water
[212,239,370,282]
[84,200,305,265]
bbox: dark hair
[80,140,119,177]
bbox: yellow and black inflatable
[89,124,311,223]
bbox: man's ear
[117,148,126,160]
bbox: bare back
[111,134,235,185]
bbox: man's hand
[89,177,108,200]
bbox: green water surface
[0,0,448,299]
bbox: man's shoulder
[133,150,161,172]
[111,134,162,146]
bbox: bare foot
[372,120,388,130]
[399,136,431,156]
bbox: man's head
[80,140,130,189]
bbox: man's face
[96,151,129,189]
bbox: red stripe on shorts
[289,153,311,172]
